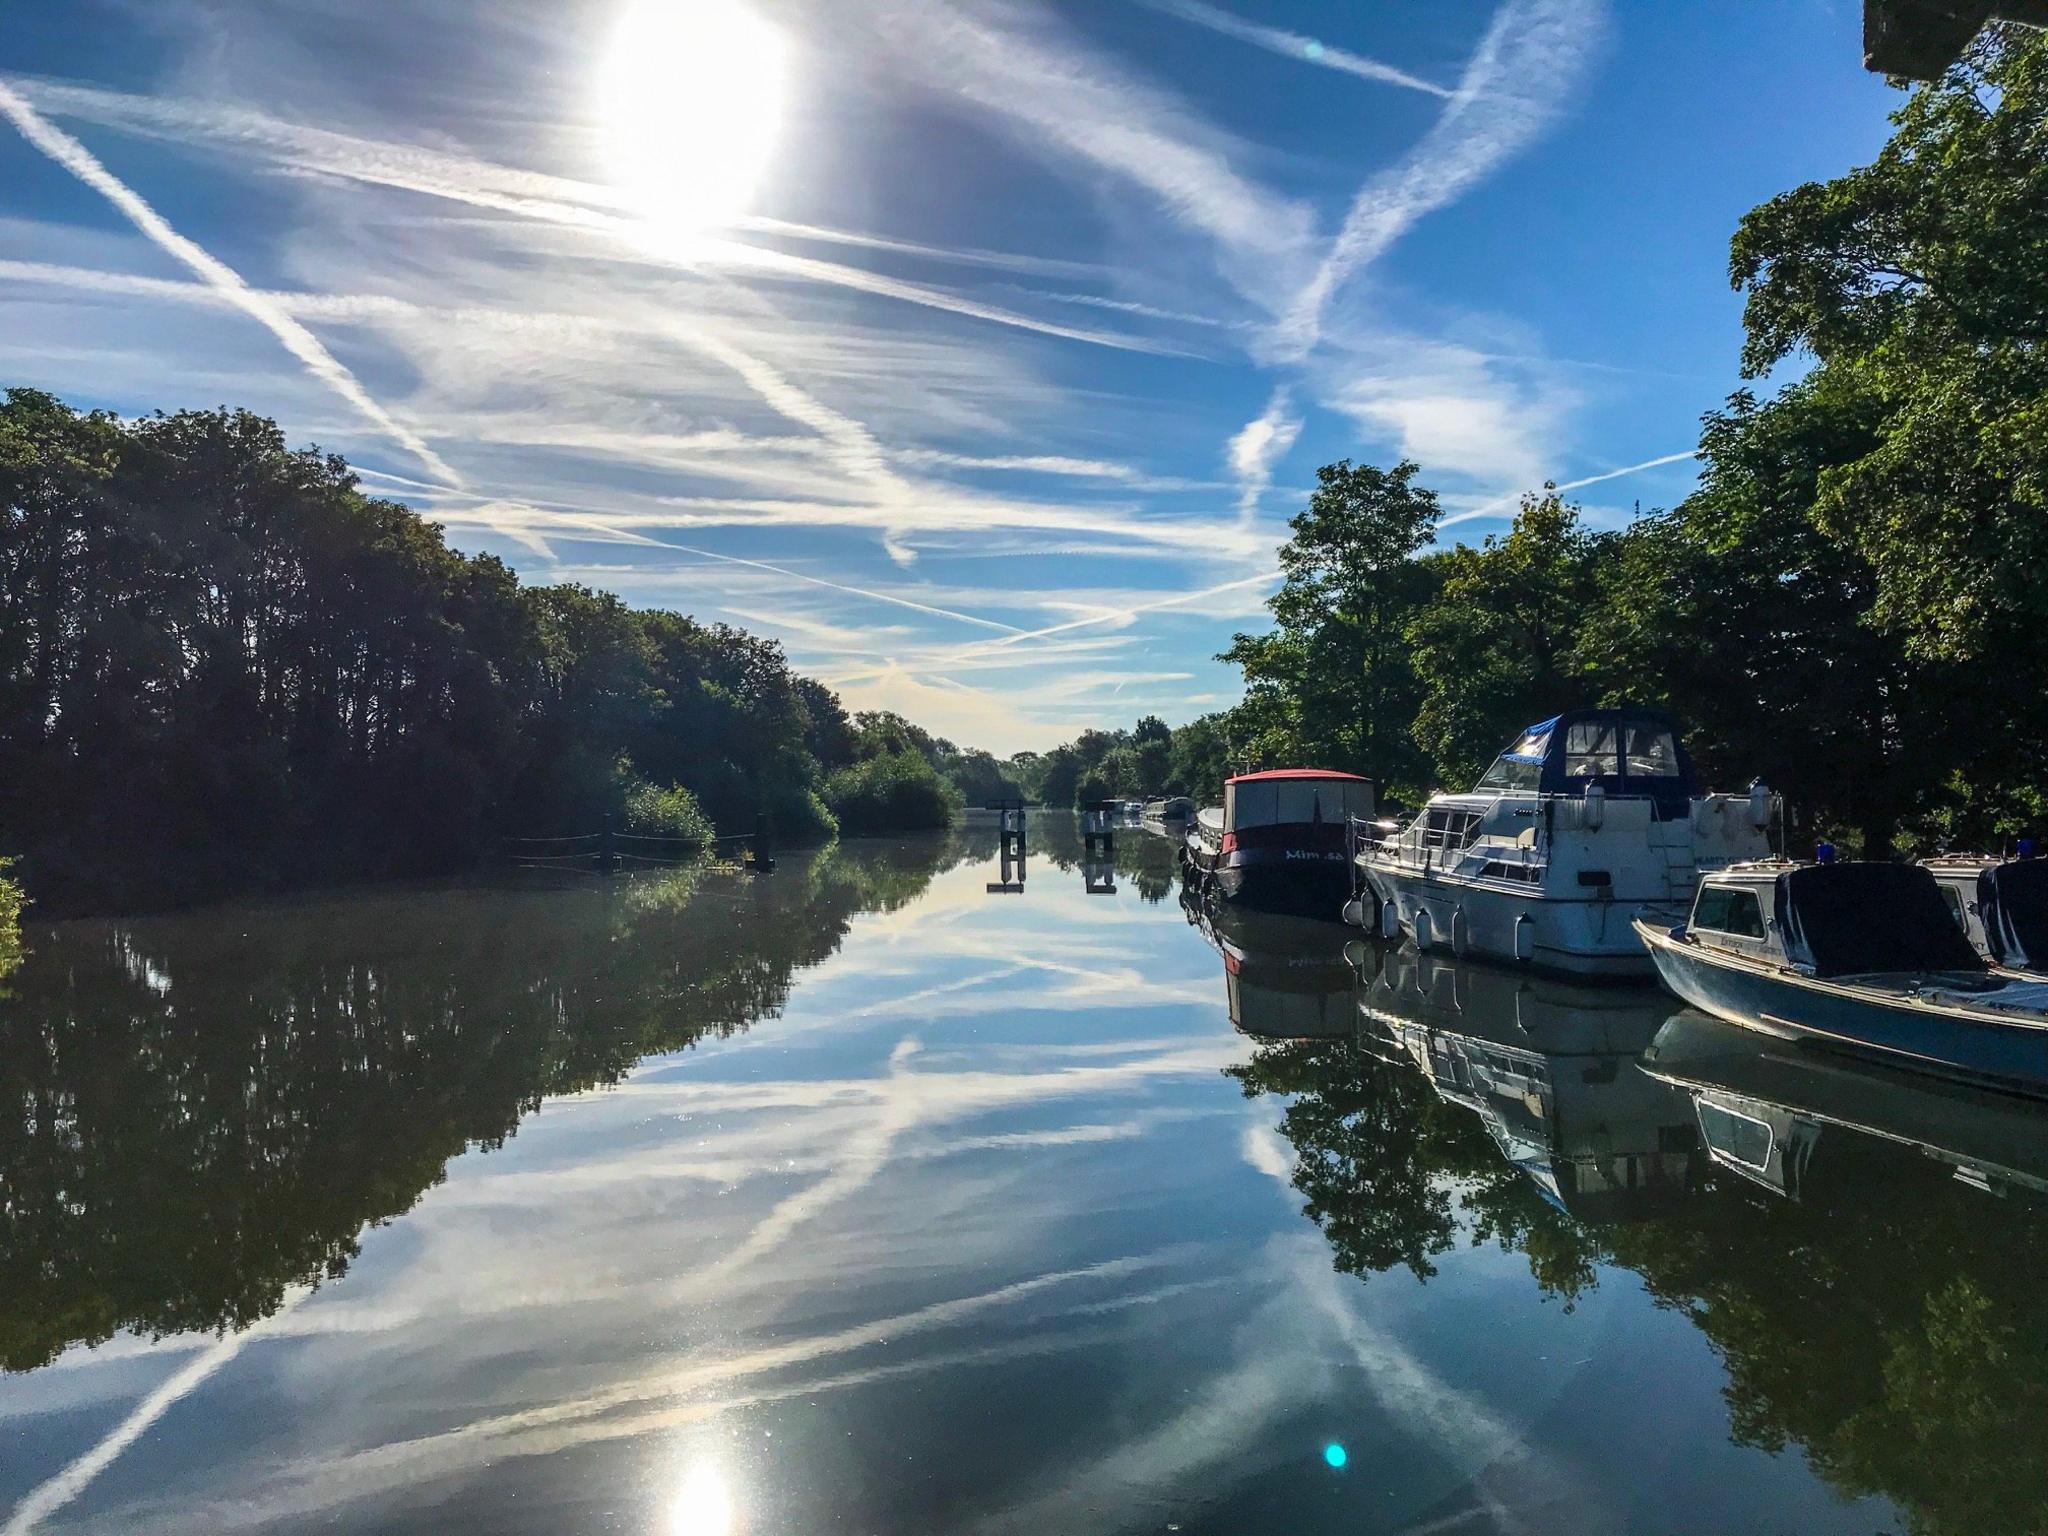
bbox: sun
[597,0,790,248]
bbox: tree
[1221,460,1439,795]
[1406,488,1600,790]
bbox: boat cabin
[1685,861,1988,978]
[1924,856,2048,972]
[1473,708,1700,816]
[1202,770,1373,849]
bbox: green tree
[1221,460,1439,795]
[1406,489,1600,789]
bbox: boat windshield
[1476,724,1549,791]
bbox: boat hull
[1182,839,1352,916]
[1363,863,1663,978]
[1636,919,2048,1096]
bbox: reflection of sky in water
[0,830,1898,1535]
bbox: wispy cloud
[0,81,457,483]
[1226,386,1302,516]
[1134,0,1453,98]
[1273,0,1606,359]
[1436,447,1701,529]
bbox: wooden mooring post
[1082,800,1116,859]
[987,798,1027,893]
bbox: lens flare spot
[1323,1441,1348,1469]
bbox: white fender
[1414,908,1434,951]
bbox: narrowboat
[1182,769,1374,915]
[1635,860,2048,1097]
[1923,849,2048,973]
[1142,795,1197,827]
[1356,708,1776,977]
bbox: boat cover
[1774,863,1986,978]
[1981,859,2048,971]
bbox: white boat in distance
[1357,709,1776,977]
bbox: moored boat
[1923,849,2048,974]
[1636,859,2048,1097]
[1357,708,1775,977]
[1182,769,1374,915]
[1142,795,1196,826]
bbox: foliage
[1210,28,2048,848]
[618,775,714,846]
[1407,490,1600,789]
[1221,459,1440,797]
[823,749,962,835]
[0,391,963,914]
[0,858,22,982]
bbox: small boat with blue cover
[1636,859,2048,1097]
[1923,849,2048,974]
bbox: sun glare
[598,0,789,248]
[666,1459,739,1536]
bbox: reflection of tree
[1230,1037,1597,1292]
[1247,1024,2048,1536]
[0,835,968,1372]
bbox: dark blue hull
[1182,840,1352,916]
[1637,919,2048,1097]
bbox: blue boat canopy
[1474,708,1699,813]
[1775,863,1985,978]
[1979,859,2048,972]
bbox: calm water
[5,816,2046,1535]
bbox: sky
[0,0,1906,754]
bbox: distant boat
[1357,708,1776,976]
[1636,859,2048,1097]
[1142,795,1196,825]
[1923,851,2048,974]
[1181,769,1374,915]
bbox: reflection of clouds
[82,1258,1199,1534]
[1239,1113,1620,1536]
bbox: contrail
[0,81,458,485]
[0,1289,311,1536]
[1135,0,1452,97]
[1437,448,1701,529]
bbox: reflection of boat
[1638,860,2048,1096]
[1359,946,1698,1219]
[1141,795,1196,830]
[1358,709,1775,977]
[1183,770,1374,915]
[1642,1009,2048,1201]
[1923,852,2048,974]
[1182,889,1357,1039]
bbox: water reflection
[1228,919,2048,1536]
[0,836,973,1374]
[12,828,2048,1535]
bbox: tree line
[1036,28,2048,855]
[0,395,973,913]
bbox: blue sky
[0,1,1903,753]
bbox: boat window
[1231,781,1279,827]
[1476,755,1540,791]
[1939,884,1966,928]
[1276,782,1319,823]
[1623,724,1681,778]
[1692,884,1766,939]
[1697,1102,1773,1171]
[1563,720,1619,778]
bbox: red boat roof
[1225,769,1369,784]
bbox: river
[4,815,2043,1535]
